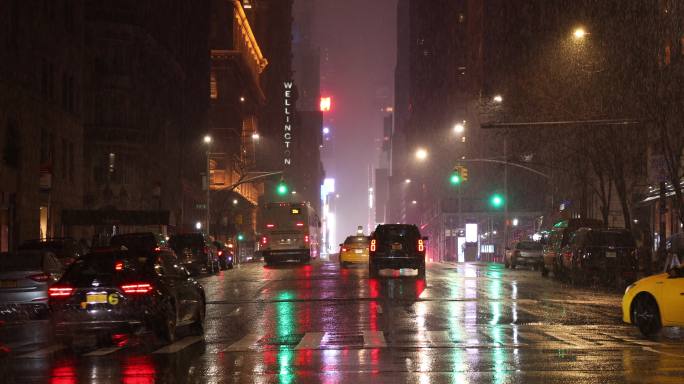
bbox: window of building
[210,71,218,99]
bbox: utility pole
[503,132,509,253]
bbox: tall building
[0,0,86,250]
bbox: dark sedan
[49,249,205,348]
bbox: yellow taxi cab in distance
[622,265,684,336]
[339,236,370,267]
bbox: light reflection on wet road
[1,261,683,383]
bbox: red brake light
[121,283,153,294]
[304,235,310,243]
[296,222,304,227]
[370,239,376,252]
[341,247,348,252]
[49,286,74,297]
[266,224,275,229]
[27,273,50,282]
[418,239,425,252]
[154,247,161,251]
[114,261,124,271]
[261,236,268,245]
[218,250,223,256]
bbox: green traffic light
[490,194,504,208]
[450,173,462,185]
[237,234,244,241]
[276,182,288,196]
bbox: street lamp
[203,135,212,236]
[453,122,465,134]
[493,94,503,103]
[573,27,587,40]
[404,179,411,184]
[415,148,428,161]
[232,199,238,206]
[251,132,260,141]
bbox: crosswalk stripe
[295,332,324,350]
[223,333,262,352]
[16,344,65,358]
[543,331,593,347]
[83,346,124,357]
[363,330,387,348]
[152,336,203,354]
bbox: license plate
[86,293,108,304]
[354,249,363,254]
[391,243,402,250]
[606,251,617,258]
[0,280,17,288]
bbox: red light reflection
[50,358,77,384]
[122,355,156,384]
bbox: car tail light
[370,239,376,252]
[296,222,304,227]
[121,283,153,294]
[218,250,223,257]
[266,223,275,229]
[341,247,348,252]
[114,261,124,271]
[154,247,161,252]
[304,235,310,243]
[418,239,425,252]
[261,236,268,245]
[27,273,50,282]
[48,286,74,297]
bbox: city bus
[260,202,320,265]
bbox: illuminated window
[210,71,218,99]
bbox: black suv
[369,224,426,278]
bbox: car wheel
[633,295,662,337]
[156,303,177,343]
[190,298,206,336]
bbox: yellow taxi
[339,236,370,267]
[622,265,684,336]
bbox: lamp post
[203,134,212,236]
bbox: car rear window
[62,252,150,280]
[110,234,157,250]
[169,235,203,250]
[376,226,420,239]
[517,242,542,251]
[588,231,636,247]
[344,236,369,244]
[0,252,43,271]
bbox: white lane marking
[643,346,684,358]
[223,333,262,352]
[363,330,387,348]
[543,331,593,347]
[295,332,324,350]
[17,344,65,358]
[426,331,455,347]
[83,346,124,357]
[152,336,203,354]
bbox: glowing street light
[203,134,212,144]
[405,179,411,184]
[493,95,503,103]
[411,200,417,205]
[453,122,465,134]
[251,132,260,140]
[320,97,332,112]
[573,27,587,40]
[415,148,428,161]
[322,127,330,135]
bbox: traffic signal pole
[504,134,509,253]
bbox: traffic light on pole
[460,166,468,181]
[450,166,462,185]
[276,180,289,196]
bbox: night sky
[307,0,397,240]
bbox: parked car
[110,232,169,252]
[18,238,82,267]
[622,264,684,337]
[0,250,64,318]
[504,240,543,270]
[49,249,205,348]
[541,218,603,278]
[213,241,234,270]
[560,227,638,288]
[369,224,426,278]
[339,235,370,268]
[168,233,219,275]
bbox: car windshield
[0,252,43,271]
[63,252,149,279]
[344,236,369,244]
[376,226,419,240]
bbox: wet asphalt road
[1,259,683,383]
